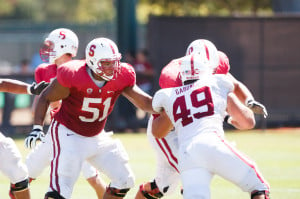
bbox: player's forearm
[140,96,157,114]
[234,81,254,105]
[33,95,50,126]
[230,116,255,130]
[128,95,157,114]
[152,111,173,138]
[123,85,157,114]
[228,73,254,104]
[227,93,256,130]
[0,78,30,94]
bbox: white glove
[25,125,45,149]
[246,99,268,118]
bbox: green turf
[0,129,300,198]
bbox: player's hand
[28,81,49,95]
[246,99,268,118]
[25,125,45,149]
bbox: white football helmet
[180,53,212,83]
[40,28,79,63]
[186,39,219,73]
[85,37,122,81]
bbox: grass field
[0,128,300,199]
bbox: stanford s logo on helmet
[40,28,79,63]
[85,38,122,81]
[186,39,219,73]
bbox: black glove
[224,115,232,125]
[24,125,45,149]
[28,81,49,95]
[246,99,268,118]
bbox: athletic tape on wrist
[27,85,33,95]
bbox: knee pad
[106,186,130,198]
[139,180,165,199]
[44,191,66,199]
[10,179,29,192]
[251,190,270,199]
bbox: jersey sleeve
[215,51,230,75]
[56,65,74,88]
[121,63,136,87]
[152,89,168,113]
[34,63,48,83]
[215,74,234,93]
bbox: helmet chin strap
[90,68,112,81]
[102,73,114,81]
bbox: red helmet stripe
[108,42,115,55]
[191,54,195,75]
[204,44,210,60]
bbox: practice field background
[0,128,300,199]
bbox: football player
[27,37,156,199]
[135,39,268,199]
[1,78,48,199]
[151,53,270,199]
[23,28,106,199]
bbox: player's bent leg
[86,174,107,199]
[26,133,52,179]
[251,190,270,199]
[48,122,84,198]
[221,153,270,198]
[10,178,34,199]
[181,168,212,199]
[146,123,181,197]
[243,165,270,199]
[104,186,130,199]
[153,166,180,197]
[81,160,106,199]
[12,189,30,199]
[0,135,30,199]
[209,132,270,198]
[101,166,134,199]
[51,150,82,198]
[45,190,66,199]
[135,180,164,199]
[0,136,28,182]
[10,179,31,199]
[90,137,135,199]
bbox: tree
[0,0,115,23]
[0,0,272,23]
[137,0,273,23]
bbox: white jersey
[153,74,233,143]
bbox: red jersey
[54,60,136,137]
[159,51,230,89]
[35,63,57,83]
[35,63,59,118]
